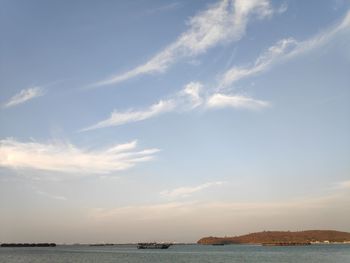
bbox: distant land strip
[197,230,350,245]
[0,243,56,247]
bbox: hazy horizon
[1,0,350,244]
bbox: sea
[0,244,349,263]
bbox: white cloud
[220,38,297,88]
[220,10,350,89]
[81,100,175,131]
[180,81,203,109]
[285,10,350,58]
[160,181,224,199]
[83,8,350,132]
[81,82,204,132]
[81,80,271,132]
[0,138,159,174]
[207,93,270,110]
[3,87,44,108]
[82,81,204,131]
[93,0,274,87]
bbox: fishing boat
[137,242,171,249]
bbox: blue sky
[0,0,350,243]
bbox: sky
[0,0,350,244]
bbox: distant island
[1,243,56,247]
[198,230,350,245]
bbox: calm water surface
[0,244,349,263]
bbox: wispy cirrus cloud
[206,93,270,110]
[80,81,269,131]
[80,8,350,131]
[0,138,159,174]
[219,10,350,89]
[81,82,205,131]
[160,181,224,199]
[80,100,175,131]
[144,2,183,15]
[3,86,45,108]
[220,38,298,88]
[180,81,203,109]
[92,0,275,87]
[90,190,350,226]
[182,82,271,111]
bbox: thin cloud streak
[220,38,297,88]
[92,0,274,87]
[90,190,350,223]
[0,138,159,174]
[207,93,270,110]
[81,82,203,132]
[144,2,183,15]
[79,9,350,131]
[80,81,269,131]
[3,86,45,108]
[160,181,224,199]
[80,100,175,131]
[220,10,350,89]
